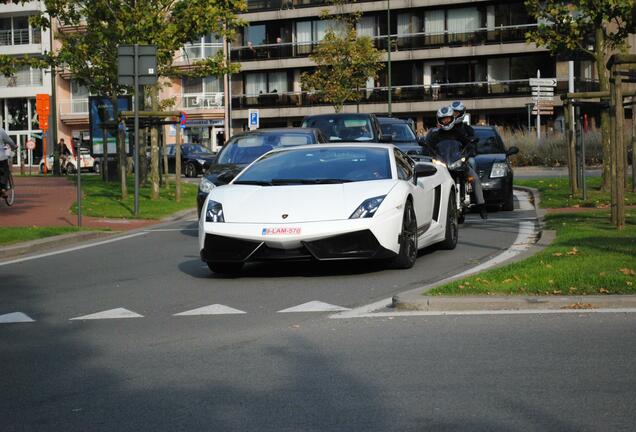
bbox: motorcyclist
[0,127,17,198]
[422,106,488,219]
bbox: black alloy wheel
[391,200,418,269]
[207,261,244,274]
[185,162,197,178]
[439,190,458,250]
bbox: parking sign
[248,109,259,130]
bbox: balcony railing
[232,78,566,110]
[182,43,223,61]
[0,28,41,46]
[180,93,224,109]
[231,23,538,62]
[59,98,89,115]
[0,68,43,87]
[246,0,374,12]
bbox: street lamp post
[386,0,392,116]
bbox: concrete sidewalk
[2,176,163,230]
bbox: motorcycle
[432,139,474,224]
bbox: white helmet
[436,106,455,131]
[450,101,466,125]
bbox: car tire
[439,190,459,250]
[94,162,101,174]
[391,200,418,269]
[185,162,197,178]
[207,261,244,274]
[502,188,514,211]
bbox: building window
[245,71,288,94]
[0,15,40,46]
[182,76,224,108]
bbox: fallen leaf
[569,287,577,293]
[548,279,554,284]
[503,279,513,283]
[545,264,553,269]
[566,247,579,256]
[626,281,633,286]
[619,268,636,276]
[552,290,562,295]
[561,303,596,310]
[599,272,606,277]
[599,288,609,294]
[553,252,564,257]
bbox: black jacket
[423,125,476,156]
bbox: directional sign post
[529,71,557,139]
[248,109,259,130]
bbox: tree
[0,0,244,200]
[524,0,634,192]
[301,8,383,113]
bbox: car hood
[208,179,397,223]
[474,154,506,170]
[204,163,247,186]
[189,153,216,161]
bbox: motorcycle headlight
[205,200,225,222]
[349,195,386,219]
[448,157,466,170]
[196,159,207,165]
[490,162,508,178]
[199,177,216,193]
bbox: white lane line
[333,220,538,319]
[143,228,199,232]
[0,232,147,267]
[278,301,351,313]
[333,308,636,318]
[69,308,143,321]
[0,312,35,323]
[174,304,246,316]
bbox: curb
[392,187,558,311]
[0,208,197,261]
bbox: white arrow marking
[278,301,351,313]
[0,312,35,323]
[69,308,143,320]
[174,304,246,316]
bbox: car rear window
[302,116,374,142]
[474,129,506,154]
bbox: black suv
[301,113,392,143]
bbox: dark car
[165,143,216,177]
[196,128,326,216]
[472,126,519,211]
[301,113,392,143]
[377,117,432,160]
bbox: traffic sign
[529,78,557,87]
[26,139,36,150]
[248,109,259,130]
[180,112,187,129]
[532,90,554,96]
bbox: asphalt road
[2,198,635,431]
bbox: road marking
[333,220,538,319]
[174,304,246,316]
[0,232,147,267]
[278,301,351,313]
[143,228,199,232]
[69,308,144,321]
[332,308,636,318]
[0,312,35,323]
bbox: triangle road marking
[174,304,247,316]
[0,312,35,323]
[278,301,351,313]
[69,308,144,321]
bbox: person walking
[0,127,17,197]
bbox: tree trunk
[150,125,160,200]
[113,96,127,200]
[140,128,148,186]
[595,28,611,192]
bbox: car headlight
[205,200,225,222]
[349,195,386,219]
[196,159,207,165]
[199,177,216,193]
[490,162,508,178]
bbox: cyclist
[0,127,17,198]
[423,106,488,219]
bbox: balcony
[246,0,374,12]
[0,68,43,88]
[59,98,89,115]
[230,23,538,62]
[182,43,223,61]
[0,28,41,46]
[231,78,565,110]
[180,93,224,110]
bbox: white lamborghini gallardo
[199,143,458,274]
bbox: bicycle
[2,170,15,206]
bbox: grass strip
[0,227,98,246]
[514,177,636,209]
[428,210,636,296]
[69,176,198,219]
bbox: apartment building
[0,1,51,167]
[228,0,602,133]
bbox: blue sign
[248,109,259,129]
[180,112,187,129]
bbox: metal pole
[386,0,392,116]
[526,103,532,132]
[76,139,82,227]
[134,44,140,217]
[49,24,59,176]
[632,101,636,193]
[223,34,230,143]
[581,108,587,201]
[536,70,541,140]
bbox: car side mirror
[414,163,437,178]
[506,146,519,156]
[379,134,393,143]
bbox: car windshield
[474,129,506,154]
[183,144,212,155]
[380,123,416,142]
[216,132,317,165]
[234,147,392,185]
[302,116,374,142]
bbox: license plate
[262,227,301,236]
